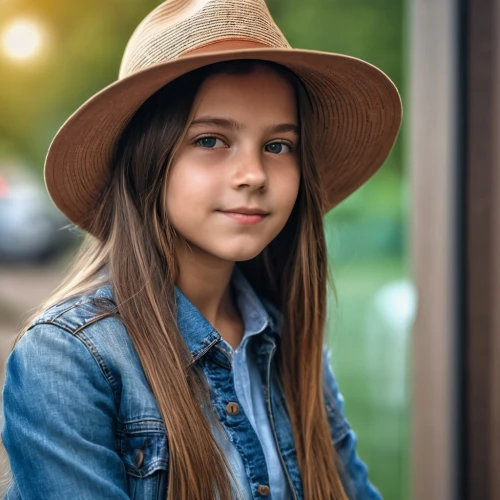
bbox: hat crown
[119,0,291,79]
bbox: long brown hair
[17,60,349,499]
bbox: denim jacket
[2,278,381,500]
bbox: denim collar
[175,266,279,361]
[98,267,280,361]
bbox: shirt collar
[232,266,272,341]
[175,266,280,360]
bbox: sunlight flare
[2,19,44,61]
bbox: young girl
[1,0,401,499]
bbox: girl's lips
[218,211,268,225]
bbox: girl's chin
[211,246,267,263]
[175,235,268,262]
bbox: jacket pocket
[117,420,169,500]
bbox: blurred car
[0,166,79,263]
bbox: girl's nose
[231,152,268,192]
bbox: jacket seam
[26,320,74,336]
[72,329,120,407]
[191,334,220,362]
[212,344,233,367]
[46,299,95,323]
[117,418,164,428]
[72,312,116,335]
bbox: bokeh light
[2,19,44,61]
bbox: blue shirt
[2,269,381,499]
[215,268,290,498]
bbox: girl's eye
[265,142,293,155]
[195,137,226,148]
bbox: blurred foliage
[0,0,403,190]
[328,257,410,500]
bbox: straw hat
[45,0,402,234]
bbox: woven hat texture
[44,0,402,233]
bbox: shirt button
[258,484,271,496]
[226,402,240,415]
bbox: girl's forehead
[191,69,298,122]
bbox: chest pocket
[117,421,169,500]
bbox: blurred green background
[0,0,409,498]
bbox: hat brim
[44,47,402,233]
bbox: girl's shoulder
[3,287,166,500]
[13,283,142,401]
[29,283,117,334]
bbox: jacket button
[226,402,240,415]
[134,449,144,468]
[258,484,271,496]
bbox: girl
[1,0,402,499]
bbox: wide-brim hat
[45,0,402,234]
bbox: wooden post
[410,0,461,498]
[465,0,500,498]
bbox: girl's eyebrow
[189,116,299,135]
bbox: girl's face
[165,67,300,262]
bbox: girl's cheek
[184,168,218,193]
[272,165,300,204]
[166,165,221,218]
[167,160,207,195]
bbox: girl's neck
[175,243,243,348]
